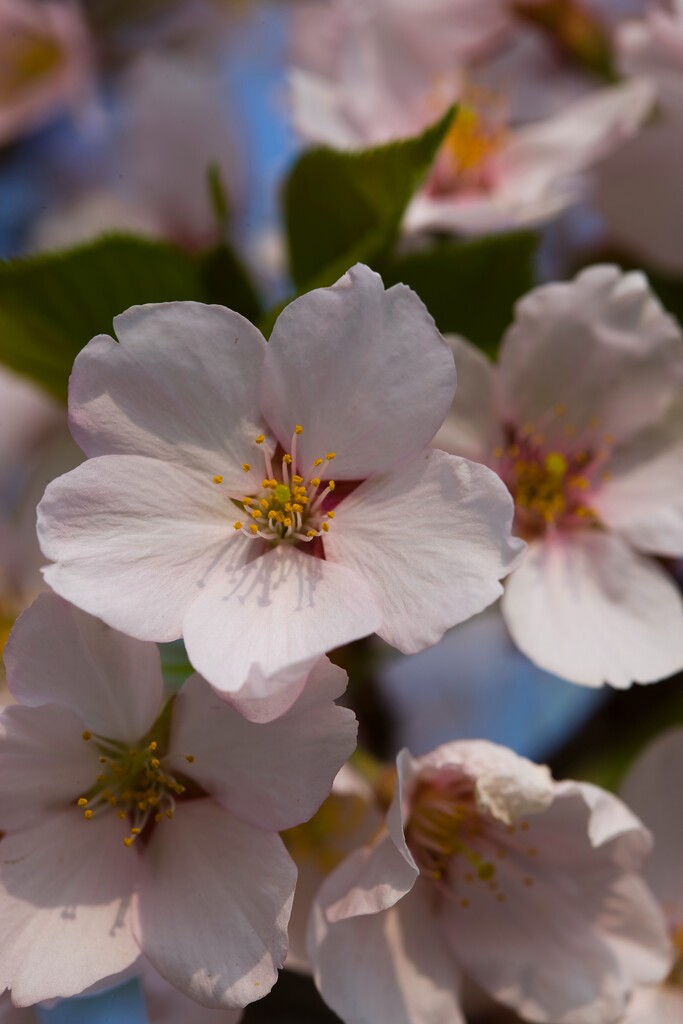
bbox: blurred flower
[37,264,523,714]
[593,1,683,274]
[435,265,683,688]
[283,762,385,973]
[0,0,93,147]
[309,739,671,1024]
[289,0,654,235]
[619,727,683,1021]
[0,591,356,1008]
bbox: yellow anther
[249,524,260,534]
[154,813,163,823]
[295,424,304,434]
[166,809,174,820]
[185,754,195,763]
[321,522,330,533]
[283,518,292,528]
[255,434,265,444]
[328,480,336,491]
[326,510,335,519]
[543,452,567,478]
[306,530,317,538]
[84,809,94,819]
[117,810,126,820]
[242,463,251,472]
[131,827,142,836]
[82,731,92,741]
[250,509,263,518]
[242,497,254,506]
[260,498,269,509]
[569,475,590,490]
[492,446,504,459]
[313,458,323,467]
[508,444,520,457]
[291,504,303,513]
[310,477,320,487]
[148,741,158,751]
[77,798,88,807]
[213,475,223,485]
[233,521,244,531]
[150,758,161,769]
[292,475,303,484]
[326,453,336,461]
[283,454,292,465]
[123,836,135,848]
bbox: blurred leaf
[378,230,539,356]
[284,106,456,292]
[199,243,262,324]
[207,162,233,238]
[0,233,262,403]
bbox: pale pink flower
[289,0,654,236]
[0,0,93,146]
[619,728,683,1021]
[0,592,357,1009]
[308,739,671,1024]
[593,1,683,274]
[37,264,523,715]
[434,265,683,688]
[283,762,385,973]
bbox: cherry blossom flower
[289,0,654,236]
[434,265,683,688]
[618,728,683,1021]
[0,0,93,147]
[594,0,683,274]
[308,739,671,1024]
[37,264,523,715]
[0,592,357,1009]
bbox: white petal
[262,264,456,479]
[38,455,250,643]
[620,984,683,1024]
[621,728,683,919]
[326,449,524,653]
[167,667,357,832]
[182,545,381,696]
[69,303,270,490]
[135,800,295,1010]
[502,531,683,687]
[593,391,683,557]
[0,811,139,1005]
[443,781,669,1023]
[497,265,683,446]
[139,956,244,1024]
[4,593,163,743]
[0,703,100,830]
[432,335,501,464]
[309,877,465,1024]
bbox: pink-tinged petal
[135,799,295,1010]
[4,594,163,742]
[139,956,244,1024]
[325,449,524,654]
[262,264,456,479]
[592,392,683,557]
[182,545,381,696]
[309,876,465,1024]
[443,781,669,1023]
[502,531,683,687]
[167,663,357,832]
[432,336,502,464]
[620,984,683,1024]
[0,702,100,830]
[497,266,683,446]
[326,750,418,923]
[0,811,139,1006]
[38,455,250,643]
[499,78,654,207]
[70,303,270,489]
[621,728,683,919]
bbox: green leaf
[283,106,456,292]
[0,233,262,403]
[199,243,262,325]
[377,230,539,356]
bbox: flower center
[493,409,614,536]
[444,102,506,179]
[0,30,64,103]
[213,425,337,545]
[405,775,541,908]
[77,709,194,848]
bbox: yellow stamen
[213,475,223,485]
